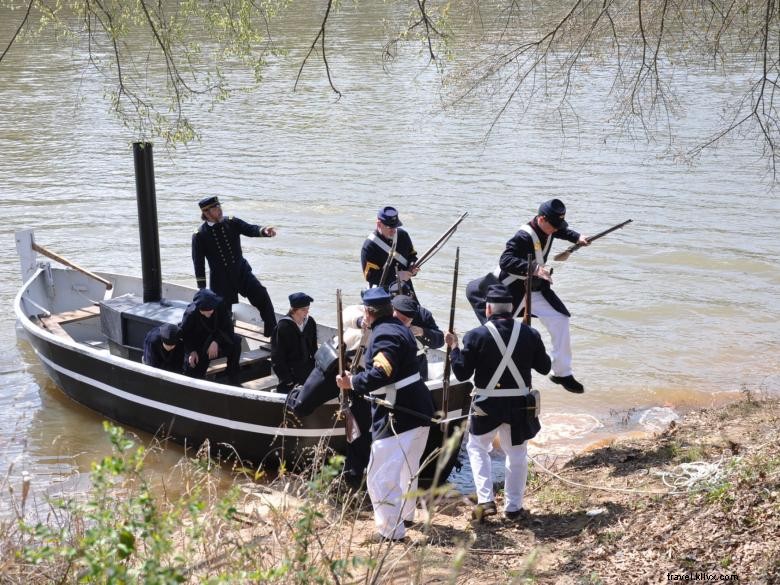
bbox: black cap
[391,294,418,318]
[538,198,567,229]
[198,196,220,211]
[289,292,313,309]
[160,323,181,344]
[362,287,392,307]
[193,288,223,310]
[486,284,513,304]
[377,206,402,228]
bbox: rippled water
[2,3,779,504]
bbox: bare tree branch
[294,0,341,98]
[0,0,35,64]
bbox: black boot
[549,374,585,393]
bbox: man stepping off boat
[361,206,419,291]
[181,289,242,385]
[192,196,278,337]
[465,199,590,394]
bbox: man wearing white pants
[465,198,589,393]
[337,287,434,542]
[446,284,551,520]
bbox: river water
[1,3,779,507]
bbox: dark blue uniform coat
[361,229,417,289]
[351,316,434,440]
[466,218,580,323]
[450,314,551,445]
[192,216,277,335]
[271,315,318,393]
[142,326,185,374]
[180,301,242,383]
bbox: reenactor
[192,196,278,337]
[465,198,589,393]
[446,284,551,521]
[361,206,419,290]
[142,323,185,373]
[271,292,317,393]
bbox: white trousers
[467,424,528,513]
[366,426,429,539]
[525,291,572,377]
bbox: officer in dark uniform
[465,198,589,393]
[180,288,242,385]
[271,292,317,393]
[192,196,278,337]
[446,283,551,521]
[336,287,434,542]
[361,206,419,290]
[390,293,444,381]
[142,323,185,373]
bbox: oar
[32,242,113,290]
[553,219,633,262]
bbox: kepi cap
[198,196,220,211]
[193,288,223,310]
[289,292,314,309]
[538,198,567,229]
[391,294,418,318]
[160,323,181,345]
[377,206,402,228]
[362,287,392,307]
[486,284,513,304]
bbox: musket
[336,290,361,442]
[553,219,633,262]
[360,394,443,425]
[411,211,468,270]
[378,231,398,288]
[440,247,459,425]
[523,253,533,326]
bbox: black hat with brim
[289,292,314,309]
[391,294,418,317]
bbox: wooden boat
[13,229,473,481]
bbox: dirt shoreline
[334,392,779,583]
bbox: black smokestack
[133,142,162,303]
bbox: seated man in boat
[142,323,185,374]
[389,286,444,381]
[180,288,242,385]
[192,196,278,337]
[271,292,317,394]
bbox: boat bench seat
[206,346,271,376]
[38,305,101,338]
[234,321,272,346]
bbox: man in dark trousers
[446,284,551,521]
[465,198,589,393]
[361,206,419,290]
[271,292,317,393]
[390,293,444,381]
[180,288,242,385]
[192,196,278,337]
[142,323,185,373]
[336,287,434,542]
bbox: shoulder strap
[483,321,527,392]
[367,233,409,267]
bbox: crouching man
[181,288,242,385]
[445,284,551,521]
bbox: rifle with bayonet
[336,289,361,442]
[411,211,468,271]
[440,247,459,425]
[553,219,633,262]
[378,232,399,289]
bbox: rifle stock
[554,219,633,261]
[336,289,361,442]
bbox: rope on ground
[652,458,732,490]
[528,455,691,496]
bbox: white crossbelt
[369,372,422,406]
[493,224,551,287]
[472,321,530,399]
[367,233,409,267]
